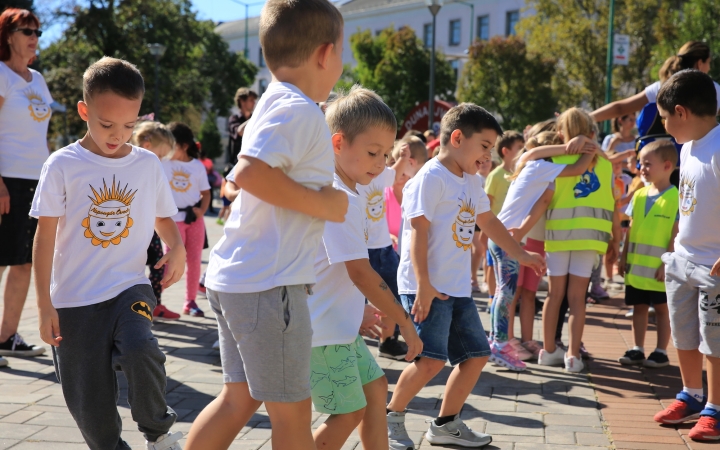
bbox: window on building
[259,48,265,68]
[423,23,433,48]
[506,10,519,36]
[477,15,489,41]
[258,79,268,96]
[451,60,460,80]
[449,19,461,46]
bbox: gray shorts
[207,285,313,402]
[663,252,720,356]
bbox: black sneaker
[619,349,645,365]
[378,337,408,360]
[643,351,670,368]
[0,333,46,357]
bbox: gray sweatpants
[52,284,177,450]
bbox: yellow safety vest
[545,156,614,254]
[626,186,678,292]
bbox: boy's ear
[317,42,335,70]
[77,101,89,122]
[450,129,463,148]
[331,132,344,155]
[675,104,688,120]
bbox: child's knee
[462,356,489,369]
[416,358,446,377]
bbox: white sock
[684,387,705,402]
[706,402,720,412]
[632,346,644,353]
[654,348,667,355]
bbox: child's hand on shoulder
[359,304,387,339]
[711,257,720,277]
[518,251,546,276]
[398,322,423,361]
[565,135,589,155]
[156,245,187,288]
[319,185,349,223]
[413,282,448,323]
[38,304,62,347]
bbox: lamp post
[455,1,474,47]
[229,0,265,59]
[604,0,616,134]
[426,0,443,132]
[147,43,166,122]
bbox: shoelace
[695,416,718,430]
[667,399,692,414]
[388,421,409,437]
[11,334,27,351]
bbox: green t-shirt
[485,166,512,215]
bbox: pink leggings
[167,219,205,302]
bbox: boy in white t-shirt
[387,104,546,448]
[652,70,720,441]
[185,1,349,449]
[32,58,185,450]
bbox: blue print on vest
[574,169,601,198]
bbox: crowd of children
[20,0,720,448]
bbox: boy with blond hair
[185,1,349,449]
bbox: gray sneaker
[0,356,7,368]
[425,415,492,447]
[388,410,414,450]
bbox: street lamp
[455,1,474,47]
[229,0,265,59]
[147,43,166,122]
[425,0,443,132]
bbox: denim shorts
[368,245,400,299]
[400,294,491,365]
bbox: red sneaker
[153,304,180,321]
[183,300,205,317]
[689,416,720,441]
[654,392,704,424]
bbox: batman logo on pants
[131,301,153,321]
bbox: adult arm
[590,92,648,123]
[509,188,554,242]
[33,216,62,347]
[476,211,546,275]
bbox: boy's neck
[500,159,513,172]
[688,119,719,142]
[651,177,671,193]
[335,163,357,192]
[437,148,464,177]
[271,70,326,103]
[171,152,191,162]
[79,132,131,159]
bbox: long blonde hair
[507,131,562,181]
[131,121,175,155]
[556,107,596,143]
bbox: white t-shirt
[357,167,395,249]
[674,124,720,265]
[206,82,334,293]
[309,175,369,347]
[29,142,178,308]
[645,80,720,111]
[0,63,53,180]
[162,159,210,222]
[397,158,490,298]
[601,134,636,153]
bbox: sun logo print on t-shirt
[452,194,475,251]
[24,89,50,122]
[679,175,697,216]
[363,216,369,244]
[170,168,192,193]
[82,177,136,248]
[365,185,385,222]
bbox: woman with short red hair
[0,8,53,366]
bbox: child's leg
[519,288,536,342]
[439,357,488,416]
[184,219,205,303]
[654,303,670,351]
[146,232,164,303]
[543,276,567,353]
[359,376,390,450]
[488,240,519,343]
[314,409,366,450]
[266,400,317,449]
[387,357,446,411]
[486,250,496,299]
[370,246,401,344]
[567,274,591,359]
[631,304,650,349]
[708,356,720,405]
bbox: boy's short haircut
[83,57,144,102]
[234,87,258,108]
[403,136,429,164]
[259,0,343,72]
[440,103,503,148]
[639,139,679,167]
[403,129,427,143]
[657,69,717,118]
[325,85,397,143]
[494,130,524,159]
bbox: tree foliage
[40,0,257,139]
[0,0,34,12]
[457,36,556,131]
[199,112,222,160]
[345,25,456,125]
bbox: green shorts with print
[310,335,385,415]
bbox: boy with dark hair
[387,103,545,448]
[186,1,348,449]
[227,87,259,164]
[32,56,186,450]
[652,69,720,441]
[617,140,678,369]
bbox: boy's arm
[617,221,632,277]
[607,149,636,163]
[154,217,187,288]
[345,259,423,361]
[477,211,546,275]
[224,180,240,202]
[33,217,62,347]
[606,204,623,265]
[558,152,595,178]
[409,215,449,323]
[509,188,553,242]
[390,142,411,182]
[234,155,348,222]
[658,221,679,280]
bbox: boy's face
[451,128,498,175]
[78,91,142,157]
[657,104,690,144]
[335,125,396,186]
[639,151,671,184]
[503,140,524,163]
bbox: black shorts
[0,177,38,266]
[475,224,481,232]
[625,284,668,306]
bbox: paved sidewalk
[0,216,696,449]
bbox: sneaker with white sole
[490,341,526,371]
[425,415,492,447]
[538,346,565,366]
[212,340,220,350]
[0,356,7,368]
[565,354,585,373]
[0,333,45,357]
[521,340,543,359]
[146,431,183,450]
[507,338,533,361]
[388,411,414,450]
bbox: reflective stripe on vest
[626,185,678,292]
[545,156,615,254]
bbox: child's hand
[581,141,599,154]
[412,283,448,323]
[38,304,62,347]
[398,323,423,361]
[397,142,411,160]
[565,136,588,155]
[156,245,186,288]
[655,265,665,282]
[390,234,398,247]
[359,305,387,339]
[617,259,626,277]
[518,251,546,276]
[319,186,349,223]
[192,207,205,219]
[712,257,720,277]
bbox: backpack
[635,101,682,166]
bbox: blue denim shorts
[400,294,491,365]
[368,245,400,299]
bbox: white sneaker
[212,340,220,350]
[425,415,492,447]
[0,356,7,368]
[538,347,565,366]
[388,411,414,450]
[147,431,183,450]
[564,354,585,373]
[625,308,634,318]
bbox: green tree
[40,0,257,139]
[347,25,456,125]
[457,36,556,131]
[199,112,222,159]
